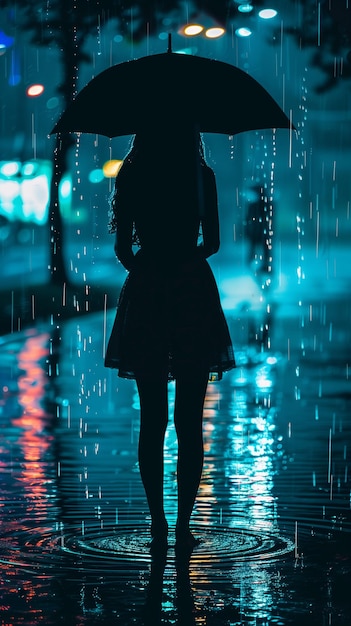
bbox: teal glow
[238,4,253,13]
[0,160,51,224]
[58,174,72,219]
[175,48,197,55]
[267,356,278,365]
[22,162,36,176]
[235,27,252,37]
[60,178,72,199]
[258,9,278,19]
[88,169,104,184]
[1,161,20,176]
[46,97,59,110]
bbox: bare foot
[148,535,168,555]
[175,528,200,553]
[148,519,168,552]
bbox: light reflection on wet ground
[0,297,351,625]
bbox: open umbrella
[51,40,293,138]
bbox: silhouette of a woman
[105,126,235,550]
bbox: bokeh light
[0,30,14,49]
[46,97,59,110]
[26,84,45,97]
[8,73,21,87]
[238,4,254,13]
[182,24,204,36]
[0,162,20,177]
[235,27,252,37]
[0,160,51,224]
[22,163,36,176]
[258,9,278,19]
[88,169,105,184]
[102,160,123,178]
[205,27,226,39]
[59,178,71,199]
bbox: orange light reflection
[12,332,53,502]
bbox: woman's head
[108,126,209,233]
[128,126,205,163]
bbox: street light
[180,23,226,39]
[182,24,204,36]
[258,9,278,19]
[205,27,226,39]
[26,84,44,97]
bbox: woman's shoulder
[201,162,216,185]
[118,157,133,177]
[118,155,145,179]
[115,157,140,191]
[201,160,214,173]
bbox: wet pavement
[1,253,351,625]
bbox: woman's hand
[115,232,135,271]
[201,167,220,258]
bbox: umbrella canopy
[51,49,293,138]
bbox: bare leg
[174,370,208,545]
[136,374,169,540]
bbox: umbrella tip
[167,33,172,53]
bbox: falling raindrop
[97,13,102,56]
[329,475,333,501]
[294,520,298,559]
[103,293,108,358]
[328,428,332,483]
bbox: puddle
[0,308,350,624]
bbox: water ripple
[0,523,294,577]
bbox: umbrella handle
[167,33,172,54]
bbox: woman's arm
[114,211,135,271]
[201,166,220,258]
[113,167,135,271]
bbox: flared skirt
[104,257,235,380]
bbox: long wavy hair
[108,129,207,235]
